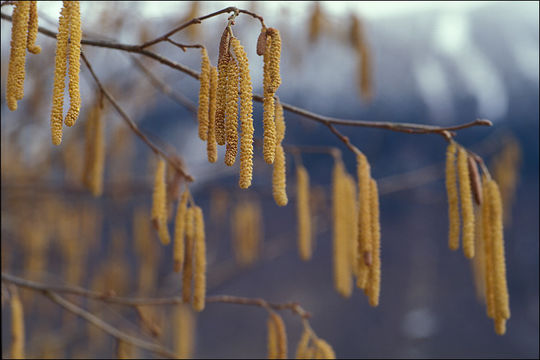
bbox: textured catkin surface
[356,153,371,289]
[193,206,206,312]
[6,0,30,111]
[151,159,170,245]
[367,178,381,307]
[445,142,460,251]
[458,147,475,258]
[207,66,218,163]
[27,1,41,54]
[65,0,82,127]
[297,165,312,261]
[198,48,211,141]
[174,190,189,272]
[224,58,239,166]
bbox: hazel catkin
[192,206,206,312]
[182,207,195,303]
[356,153,372,289]
[27,1,41,54]
[10,288,25,360]
[64,0,82,127]
[272,99,288,206]
[231,38,254,189]
[297,165,312,261]
[445,141,460,251]
[215,28,230,146]
[174,189,189,272]
[197,48,211,141]
[224,57,239,166]
[6,1,30,112]
[151,158,170,245]
[458,147,475,259]
[367,178,381,307]
[207,66,218,163]
[268,312,287,359]
[482,175,496,319]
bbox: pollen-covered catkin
[192,206,206,312]
[50,2,70,145]
[266,28,282,93]
[445,142,460,251]
[345,174,359,278]
[268,312,287,359]
[27,1,41,54]
[332,160,351,297]
[215,28,230,146]
[273,145,288,206]
[367,178,381,307]
[224,57,239,166]
[10,288,25,359]
[6,0,30,111]
[489,179,510,334]
[262,29,281,164]
[458,147,475,259]
[207,66,218,163]
[468,156,483,206]
[482,175,496,319]
[174,190,189,272]
[64,0,82,127]
[151,158,170,245]
[182,207,195,303]
[89,102,105,197]
[356,153,372,289]
[197,48,210,141]
[231,38,254,189]
[174,304,195,359]
[297,165,312,261]
[295,328,311,359]
[262,93,277,164]
[315,338,336,359]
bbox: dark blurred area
[1,1,538,359]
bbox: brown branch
[165,38,203,51]
[80,52,194,182]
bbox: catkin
[10,288,25,359]
[174,304,195,359]
[6,1,30,111]
[458,147,475,259]
[297,165,312,261]
[356,153,372,289]
[266,28,282,93]
[224,57,239,166]
[27,1,41,54]
[174,190,189,272]
[295,329,311,359]
[207,66,218,163]
[468,156,483,206]
[151,158,170,245]
[482,176,496,319]
[231,38,254,189]
[275,99,286,143]
[268,312,287,359]
[197,48,210,141]
[273,145,288,206]
[445,142,460,251]
[262,93,277,164]
[489,179,510,333]
[367,178,381,307]
[182,207,195,303]
[50,2,70,145]
[473,206,486,302]
[192,206,207,312]
[88,101,105,197]
[315,339,336,359]
[215,28,230,146]
[64,0,82,127]
[332,160,351,297]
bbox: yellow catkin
[215,29,230,146]
[232,200,262,266]
[275,99,286,143]
[457,147,475,259]
[262,29,281,164]
[27,1,41,54]
[295,329,311,359]
[151,158,170,245]
[116,340,132,359]
[192,206,206,312]
[344,174,358,278]
[207,66,218,163]
[64,0,82,127]
[82,101,98,190]
[472,206,486,302]
[224,57,239,166]
[367,178,381,307]
[314,339,336,359]
[89,101,105,197]
[11,288,25,359]
[445,142,460,251]
[182,207,195,303]
[268,312,287,359]
[332,160,351,297]
[489,179,510,333]
[174,190,189,272]
[174,304,195,359]
[273,145,288,206]
[267,28,282,93]
[50,2,70,145]
[356,153,372,289]
[231,38,254,189]
[6,0,30,111]
[197,48,210,141]
[482,176,496,319]
[297,165,312,261]
[262,93,277,164]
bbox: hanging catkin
[27,1,41,54]
[367,178,381,307]
[297,165,312,261]
[207,66,218,163]
[314,338,336,359]
[50,2,70,145]
[268,312,287,359]
[295,328,311,359]
[174,304,195,359]
[6,1,30,111]
[272,99,288,205]
[472,206,486,302]
[356,153,372,289]
[182,207,195,303]
[344,174,359,278]
[489,179,510,334]
[88,101,105,197]
[10,288,25,359]
[266,28,282,93]
[468,156,483,206]
[197,48,210,141]
[215,27,230,145]
[231,38,254,189]
[224,57,239,166]
[332,159,351,297]
[445,141,460,251]
[192,206,207,312]
[457,147,475,259]
[151,158,170,245]
[174,190,189,272]
[482,175,496,319]
[64,0,82,127]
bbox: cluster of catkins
[197,26,283,192]
[445,141,510,335]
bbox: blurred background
[1,1,538,359]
